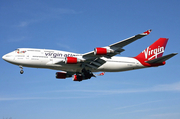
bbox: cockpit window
[15,49,26,54]
[15,49,19,53]
[15,49,19,52]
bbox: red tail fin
[135,38,168,65]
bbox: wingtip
[142,29,152,35]
[173,53,178,55]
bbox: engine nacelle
[94,47,114,55]
[56,72,69,79]
[65,57,84,64]
[65,57,77,64]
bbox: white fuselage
[2,48,146,72]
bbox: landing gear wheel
[19,65,24,74]
[20,70,24,74]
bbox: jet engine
[65,57,84,64]
[65,57,78,64]
[56,72,71,79]
[94,47,114,55]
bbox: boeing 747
[2,30,177,81]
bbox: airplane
[2,30,177,81]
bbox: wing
[83,29,152,59]
[54,30,152,70]
[81,29,152,69]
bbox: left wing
[54,30,152,70]
[81,29,152,69]
[83,29,152,59]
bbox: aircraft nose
[2,55,6,60]
[2,53,14,62]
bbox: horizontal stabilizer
[145,53,178,64]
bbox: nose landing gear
[19,65,24,74]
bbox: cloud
[0,96,91,101]
[7,36,26,42]
[151,82,180,92]
[56,43,78,52]
[16,19,38,27]
[53,81,180,94]
[116,107,168,115]
[17,21,29,27]
[84,81,180,94]
[115,100,164,110]
[115,98,180,111]
[1,82,180,101]
[52,8,83,14]
[57,43,72,50]
[147,112,180,119]
[14,8,82,28]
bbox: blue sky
[0,0,180,119]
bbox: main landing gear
[81,68,95,79]
[19,65,24,74]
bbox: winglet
[142,29,152,35]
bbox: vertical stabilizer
[135,38,168,61]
